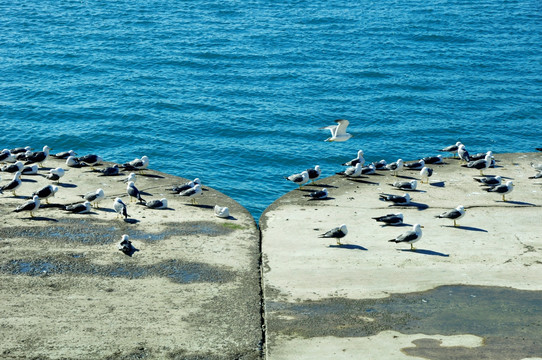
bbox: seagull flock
[1,146,233,255]
[283,133,534,252]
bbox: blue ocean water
[1,0,541,221]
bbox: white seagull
[320,119,352,142]
[214,205,230,218]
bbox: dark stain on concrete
[1,256,233,284]
[266,285,542,359]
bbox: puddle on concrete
[1,258,232,284]
[267,285,542,359]
[3,219,232,245]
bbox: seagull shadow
[140,174,165,179]
[123,218,140,224]
[307,182,338,188]
[58,183,77,188]
[40,204,66,209]
[27,216,58,222]
[329,244,367,251]
[120,246,139,257]
[399,248,449,257]
[350,178,380,185]
[497,200,538,206]
[441,225,488,232]
[429,181,445,188]
[379,223,413,228]
[395,175,417,180]
[217,215,237,220]
[21,178,38,183]
[97,208,117,213]
[306,197,335,201]
[389,202,429,210]
[184,204,214,209]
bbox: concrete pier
[260,152,542,359]
[0,157,262,359]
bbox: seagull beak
[420,225,425,228]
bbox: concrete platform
[260,152,542,360]
[0,157,262,359]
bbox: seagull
[77,154,103,169]
[0,149,15,163]
[64,201,92,214]
[214,205,230,218]
[419,167,433,184]
[421,155,444,164]
[83,188,105,208]
[342,150,365,167]
[303,188,329,200]
[435,205,466,227]
[284,170,309,188]
[318,224,348,245]
[1,161,24,173]
[372,213,404,226]
[9,146,32,155]
[0,171,22,196]
[531,162,542,172]
[51,150,77,159]
[463,152,492,176]
[389,224,423,251]
[119,172,137,184]
[121,155,149,171]
[113,197,129,219]
[32,184,59,204]
[320,119,352,142]
[118,234,135,256]
[458,145,470,163]
[145,198,168,209]
[372,159,388,170]
[390,179,417,191]
[361,164,376,175]
[486,180,514,201]
[171,178,200,193]
[178,183,202,204]
[474,176,502,186]
[98,164,120,176]
[438,142,462,158]
[404,160,425,171]
[66,156,86,168]
[21,164,38,175]
[385,159,404,176]
[469,152,493,161]
[14,195,40,217]
[306,165,321,183]
[24,145,51,167]
[45,167,65,183]
[126,181,146,203]
[379,193,411,205]
[336,163,363,177]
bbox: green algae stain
[267,285,542,359]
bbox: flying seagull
[320,119,352,142]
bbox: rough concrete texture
[260,152,542,359]
[0,156,262,359]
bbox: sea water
[1,0,540,221]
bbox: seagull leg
[410,244,416,251]
[453,219,457,227]
[46,198,49,204]
[502,194,506,202]
[336,239,342,245]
